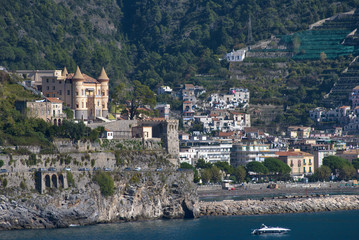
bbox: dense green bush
[93,172,115,197]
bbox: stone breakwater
[199,195,359,216]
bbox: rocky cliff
[0,171,199,230]
[199,195,359,216]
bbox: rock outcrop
[0,171,199,230]
[199,195,359,216]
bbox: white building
[157,86,173,95]
[210,88,249,110]
[179,141,232,165]
[226,49,246,62]
[230,142,279,167]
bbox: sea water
[2,210,359,240]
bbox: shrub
[93,172,114,197]
[0,160,4,168]
[2,178,8,188]
[67,172,75,187]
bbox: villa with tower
[41,66,109,121]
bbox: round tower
[97,67,109,118]
[72,66,86,120]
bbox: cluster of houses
[11,67,359,181]
[310,85,359,132]
[179,123,359,180]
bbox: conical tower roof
[73,66,84,80]
[97,67,109,81]
[62,66,68,77]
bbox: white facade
[230,143,279,167]
[226,49,246,62]
[210,88,249,110]
[179,142,232,165]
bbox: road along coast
[199,194,359,216]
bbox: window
[97,101,100,106]
[46,86,49,90]
[82,90,84,95]
[309,167,312,173]
[76,92,78,96]
[67,90,70,95]
[102,91,105,96]
[59,90,62,95]
[52,79,55,83]
[46,79,49,83]
[52,86,55,90]
[76,104,79,108]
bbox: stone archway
[54,119,58,125]
[59,174,64,188]
[58,119,62,125]
[52,174,58,188]
[45,175,51,188]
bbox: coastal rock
[199,195,359,216]
[0,172,199,231]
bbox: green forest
[1,0,358,88]
[1,0,359,130]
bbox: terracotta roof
[244,127,260,133]
[183,101,192,104]
[339,106,350,109]
[276,151,313,157]
[218,131,234,137]
[209,113,218,117]
[184,84,195,89]
[353,86,359,90]
[46,97,63,103]
[67,73,99,84]
[230,111,243,115]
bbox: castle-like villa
[42,66,109,121]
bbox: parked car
[103,167,111,171]
[124,167,131,171]
[38,168,47,172]
[78,168,90,171]
[155,168,162,172]
[48,167,57,172]
[0,169,7,173]
[134,167,141,171]
[93,167,101,171]
[29,168,37,172]
[63,167,71,171]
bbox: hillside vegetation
[1,0,357,88]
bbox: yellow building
[42,66,109,121]
[276,149,314,177]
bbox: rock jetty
[199,195,359,216]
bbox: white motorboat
[252,224,291,235]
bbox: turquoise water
[2,210,359,240]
